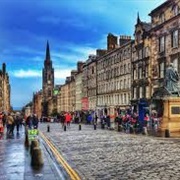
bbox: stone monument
[153,63,180,137]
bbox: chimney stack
[107,33,118,51]
[119,35,131,47]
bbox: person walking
[7,113,14,136]
[65,113,72,127]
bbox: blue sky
[0,0,165,109]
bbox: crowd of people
[0,112,24,137]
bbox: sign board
[171,106,180,115]
[28,129,39,140]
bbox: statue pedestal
[160,97,180,137]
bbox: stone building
[42,41,54,116]
[33,90,42,119]
[86,55,97,111]
[69,70,77,112]
[82,62,89,111]
[97,34,132,117]
[131,14,152,120]
[149,0,180,93]
[75,62,84,111]
[0,63,11,113]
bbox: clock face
[48,80,51,84]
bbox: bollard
[165,129,170,138]
[24,132,29,148]
[30,140,39,154]
[118,125,121,132]
[31,147,44,167]
[47,124,50,132]
[79,124,81,130]
[94,124,96,130]
[64,125,66,131]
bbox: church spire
[45,40,50,61]
[137,12,141,24]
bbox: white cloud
[10,67,75,81]
[10,69,42,78]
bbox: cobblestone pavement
[39,123,180,180]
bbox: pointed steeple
[45,40,51,61]
[137,12,141,24]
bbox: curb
[39,131,81,180]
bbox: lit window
[172,30,178,48]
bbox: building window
[172,30,178,48]
[146,86,149,98]
[133,69,137,80]
[137,32,141,43]
[172,58,178,72]
[133,87,137,99]
[172,5,179,16]
[92,67,94,74]
[159,36,165,52]
[138,49,143,59]
[159,62,165,78]
[139,87,143,98]
[145,66,148,78]
[159,13,165,23]
[124,94,126,104]
[139,67,142,79]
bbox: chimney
[77,61,84,72]
[107,33,118,51]
[119,35,131,47]
[2,63,6,75]
[96,49,107,57]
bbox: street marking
[40,131,81,180]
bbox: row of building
[28,0,180,121]
[0,63,11,113]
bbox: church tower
[42,41,54,116]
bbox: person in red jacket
[65,113,72,127]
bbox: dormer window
[172,5,179,16]
[159,13,165,23]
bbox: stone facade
[86,55,97,111]
[97,34,132,117]
[131,15,152,120]
[0,63,11,113]
[149,0,180,92]
[33,90,42,119]
[75,62,84,111]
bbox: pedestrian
[7,113,14,136]
[15,115,21,133]
[33,114,39,129]
[65,112,72,127]
[0,113,4,135]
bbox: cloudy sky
[0,0,165,109]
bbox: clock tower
[42,41,54,116]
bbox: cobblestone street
[39,123,180,180]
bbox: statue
[164,63,180,96]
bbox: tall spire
[46,40,51,60]
[137,12,141,24]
